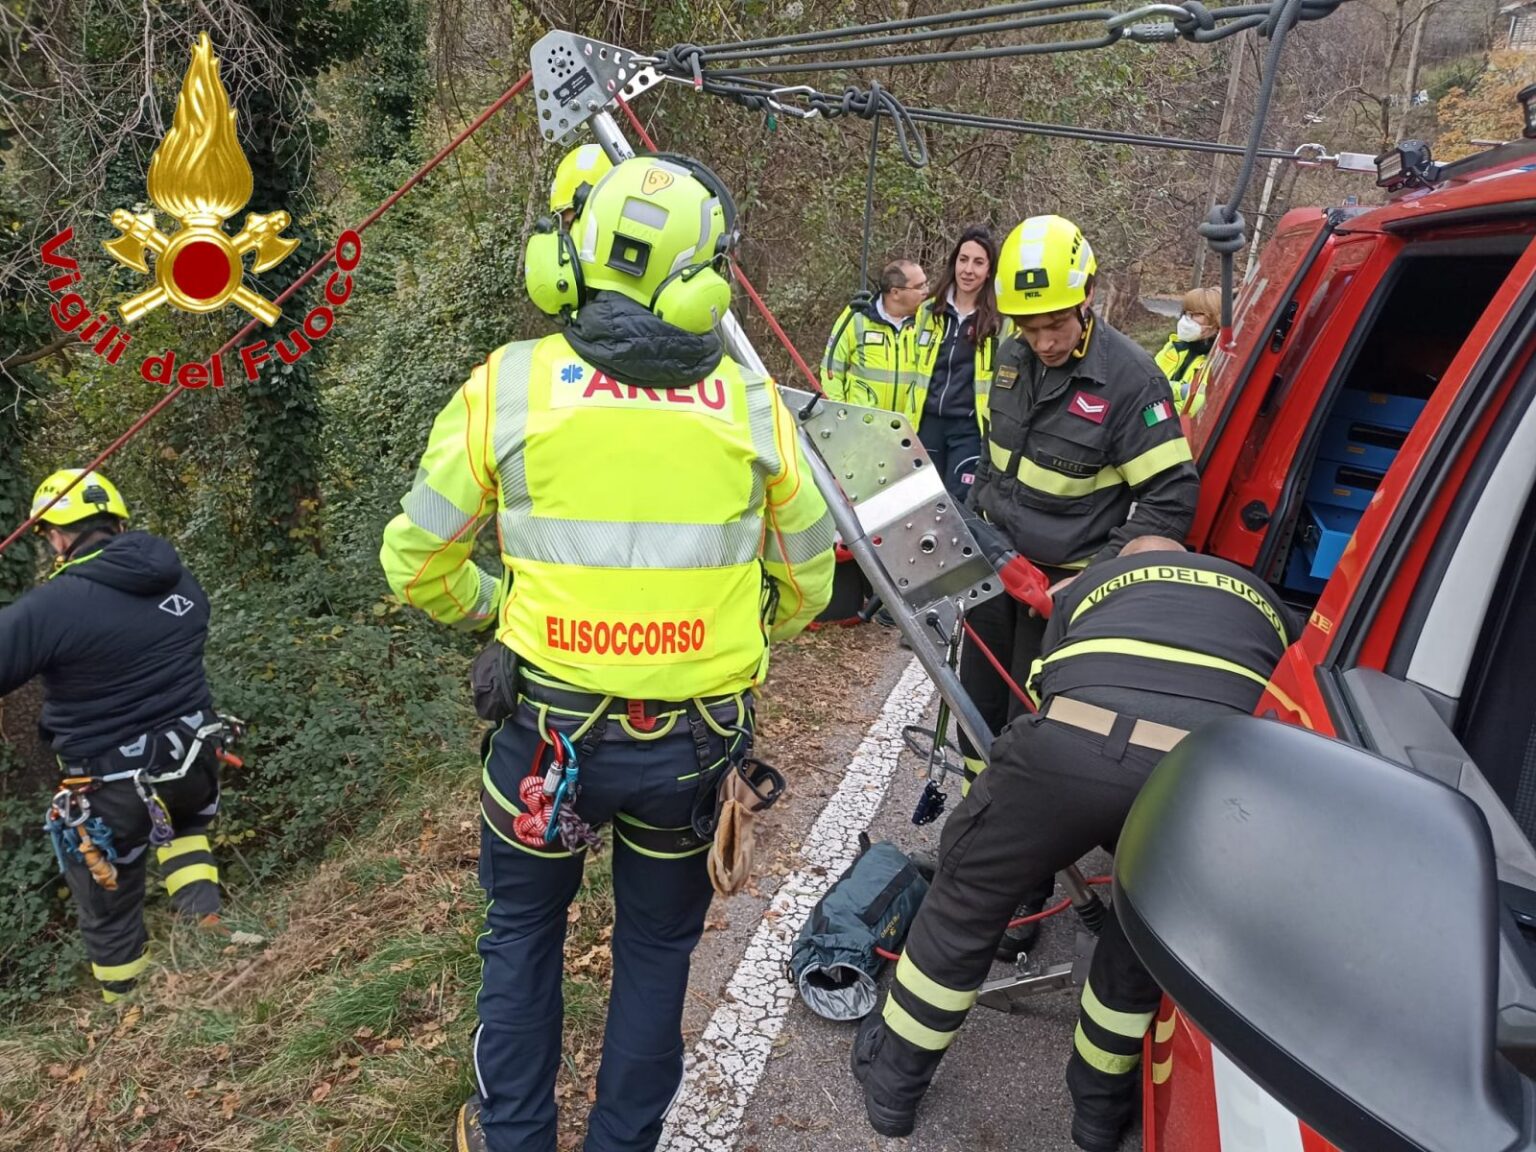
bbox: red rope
[1,72,535,556]
[731,265,821,390]
[617,96,822,392]
[616,95,658,150]
[962,619,1037,715]
[872,876,1113,962]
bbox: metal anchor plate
[781,389,1000,617]
[531,31,663,146]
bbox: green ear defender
[646,154,737,335]
[523,216,585,318]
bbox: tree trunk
[1403,0,1433,120]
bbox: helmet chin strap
[1071,309,1095,360]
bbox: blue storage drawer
[1298,501,1359,580]
[1317,419,1409,472]
[1283,545,1328,594]
[1306,460,1385,512]
[1331,390,1427,432]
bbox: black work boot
[995,895,1047,961]
[851,1010,918,1138]
[1071,1111,1128,1151]
[453,1095,487,1152]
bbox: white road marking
[659,657,935,1151]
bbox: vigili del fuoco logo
[38,32,362,390]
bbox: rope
[1198,0,1305,327]
[872,875,1115,960]
[697,76,1305,168]
[962,619,1037,714]
[859,104,880,295]
[651,0,1344,78]
[1,71,536,555]
[902,105,1299,161]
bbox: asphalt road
[672,635,1139,1152]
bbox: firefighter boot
[1071,1112,1126,1152]
[452,1096,487,1152]
[851,999,943,1138]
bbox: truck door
[1186,209,1335,538]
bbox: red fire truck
[1125,125,1536,1152]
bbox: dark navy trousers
[473,714,726,1152]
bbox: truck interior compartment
[1273,250,1521,606]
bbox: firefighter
[820,259,928,411]
[852,536,1297,1148]
[908,226,1003,499]
[0,470,228,1003]
[959,215,1199,958]
[379,153,835,1152]
[1153,286,1220,414]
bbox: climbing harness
[44,713,244,883]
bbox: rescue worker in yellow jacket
[380,152,835,1152]
[1153,286,1220,415]
[908,226,1002,498]
[820,259,927,410]
[960,216,1199,959]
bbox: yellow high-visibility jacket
[1153,335,1211,416]
[819,304,916,413]
[381,334,836,698]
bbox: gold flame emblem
[103,33,297,325]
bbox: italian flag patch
[1143,399,1174,427]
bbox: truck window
[1454,485,1536,838]
[1269,246,1521,610]
[1382,337,1536,835]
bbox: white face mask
[1176,314,1205,342]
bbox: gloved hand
[1000,553,1052,618]
[961,506,1053,618]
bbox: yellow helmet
[995,215,1097,316]
[30,469,130,526]
[526,154,737,334]
[549,144,614,216]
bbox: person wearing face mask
[1154,287,1220,415]
[908,227,1003,498]
[947,216,1200,961]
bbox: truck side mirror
[1114,716,1530,1152]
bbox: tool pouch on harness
[705,756,785,897]
[789,835,928,1020]
[471,640,522,724]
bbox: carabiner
[765,85,822,121]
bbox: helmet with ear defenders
[574,154,741,334]
[644,153,739,333]
[523,215,585,319]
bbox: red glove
[999,553,1053,618]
